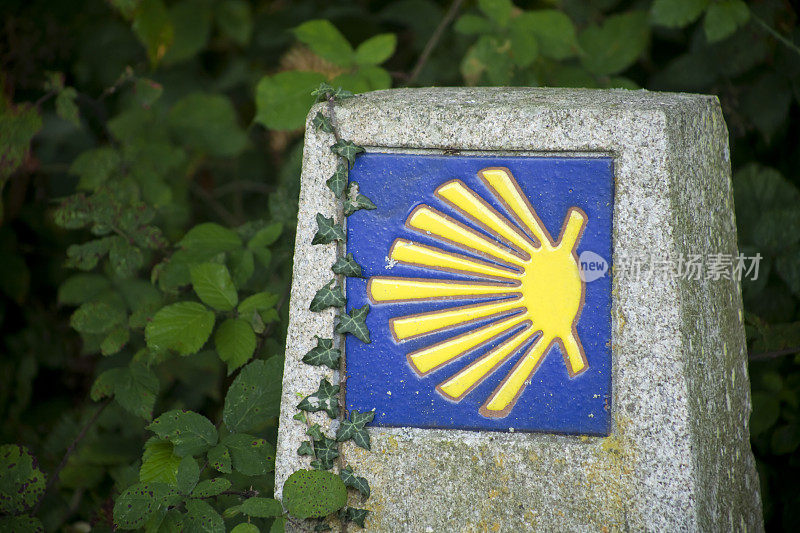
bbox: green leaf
[71,301,126,334]
[302,337,341,370]
[343,182,377,216]
[516,10,578,60]
[231,524,260,533]
[70,147,120,190]
[184,498,224,533]
[178,223,242,255]
[310,280,346,312]
[101,325,130,356]
[312,111,333,133]
[0,99,42,184]
[140,439,181,484]
[332,253,363,278]
[145,302,215,355]
[228,249,255,288]
[65,236,116,270]
[336,410,373,450]
[0,516,43,533]
[297,378,340,418]
[326,165,349,197]
[478,0,513,27]
[254,71,327,131]
[355,34,397,65]
[331,140,365,168]
[110,238,144,278]
[223,433,275,476]
[312,214,345,245]
[339,466,370,498]
[283,469,347,519]
[91,363,159,419]
[240,497,283,517]
[454,14,493,35]
[207,444,232,474]
[703,0,749,43]
[733,164,800,246]
[58,274,112,305]
[190,263,239,311]
[238,291,279,316]
[741,72,791,143]
[133,78,163,108]
[0,444,46,514]
[335,305,371,343]
[310,436,338,471]
[176,455,200,494]
[750,392,780,435]
[191,477,231,498]
[311,83,353,103]
[215,318,256,374]
[168,93,247,157]
[223,357,283,432]
[508,17,538,67]
[340,507,369,528]
[148,409,218,457]
[297,440,315,456]
[651,0,709,28]
[579,11,650,76]
[293,20,354,67]
[248,222,283,249]
[216,0,253,46]
[132,0,174,66]
[113,482,172,530]
[162,0,212,65]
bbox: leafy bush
[0,0,798,530]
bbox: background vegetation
[1,0,799,531]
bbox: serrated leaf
[228,249,255,288]
[240,497,283,518]
[332,252,363,277]
[58,274,111,305]
[91,363,159,419]
[223,433,275,476]
[176,455,200,494]
[101,325,130,356]
[248,222,283,249]
[145,302,215,355]
[254,71,327,130]
[113,482,171,530]
[335,305,371,343]
[340,507,369,528]
[190,262,238,311]
[216,0,253,46]
[71,301,126,334]
[330,140,364,168]
[515,10,578,60]
[132,0,174,66]
[293,20,354,67]
[302,337,341,370]
[55,86,79,126]
[339,466,370,498]
[207,444,232,474]
[651,0,709,28]
[0,516,43,533]
[579,11,650,76]
[65,236,116,270]
[110,238,144,278]
[0,444,46,514]
[703,0,749,43]
[312,111,333,133]
[215,318,256,374]
[178,222,242,254]
[168,92,247,157]
[238,291,279,316]
[148,409,218,457]
[310,280,346,312]
[355,33,396,65]
[283,469,346,519]
[161,0,212,66]
[184,498,224,533]
[223,357,283,432]
[297,378,340,418]
[455,14,492,36]
[312,213,345,245]
[326,165,349,197]
[70,147,120,190]
[478,0,513,27]
[343,182,376,216]
[231,523,259,533]
[191,477,231,498]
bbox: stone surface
[275,87,763,532]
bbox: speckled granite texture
[275,88,763,532]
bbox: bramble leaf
[215,318,256,374]
[207,444,232,474]
[293,20,354,67]
[113,482,173,530]
[312,214,345,245]
[579,11,650,76]
[145,302,215,355]
[298,378,339,418]
[240,497,283,517]
[91,363,159,419]
[139,439,180,484]
[190,263,238,311]
[255,71,327,130]
[176,455,200,494]
[147,409,218,457]
[191,477,231,498]
[335,305,371,343]
[310,280,346,311]
[223,357,283,432]
[0,444,46,514]
[223,433,275,476]
[184,498,224,533]
[651,0,709,28]
[355,33,396,65]
[302,337,341,370]
[283,469,347,519]
[178,223,242,255]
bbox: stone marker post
[276,88,763,531]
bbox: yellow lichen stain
[491,523,500,531]
[527,451,539,463]
[488,489,500,499]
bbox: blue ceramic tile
[345,153,613,435]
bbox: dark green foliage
[312,112,334,133]
[309,280,346,311]
[302,337,342,369]
[343,182,377,216]
[332,253,363,278]
[336,410,375,450]
[340,507,370,528]
[336,305,371,343]
[339,465,370,498]
[283,469,347,519]
[330,140,365,168]
[326,165,349,197]
[297,378,340,418]
[311,213,345,245]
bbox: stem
[33,398,112,515]
[406,0,465,86]
[750,346,800,361]
[751,13,800,58]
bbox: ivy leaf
[343,182,377,216]
[190,263,238,311]
[311,436,339,471]
[207,444,232,474]
[0,444,46,514]
[139,439,181,485]
[297,378,340,418]
[176,456,200,494]
[331,140,364,168]
[223,357,283,433]
[240,497,283,518]
[335,305,371,343]
[311,82,354,103]
[312,213,345,245]
[340,507,370,528]
[336,410,373,450]
[191,477,231,498]
[283,469,347,519]
[223,433,275,476]
[302,337,341,370]
[306,424,325,441]
[312,111,333,133]
[293,20,354,67]
[310,280,346,311]
[651,0,709,28]
[184,498,224,533]
[145,302,215,355]
[332,253,363,277]
[350,409,375,427]
[147,409,218,457]
[91,363,159,419]
[326,164,349,197]
[297,441,315,456]
[339,466,370,498]
[215,318,256,374]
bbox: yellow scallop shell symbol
[367,167,589,418]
